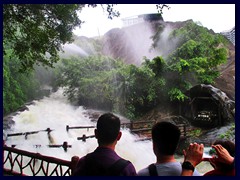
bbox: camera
[203,147,217,158]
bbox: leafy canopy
[3,4,120,72]
[55,21,229,118]
[3,4,169,72]
[165,21,228,100]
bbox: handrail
[66,118,189,139]
[66,120,156,132]
[10,143,72,152]
[131,128,152,133]
[7,128,54,140]
[77,134,95,142]
[3,144,79,176]
[66,125,95,132]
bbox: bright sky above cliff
[73,4,235,38]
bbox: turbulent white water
[4,89,213,175]
[4,89,156,172]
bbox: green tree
[3,48,40,115]
[118,56,167,118]
[53,21,229,119]
[3,4,120,71]
[165,21,228,101]
[3,4,170,71]
[55,55,128,111]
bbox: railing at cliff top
[66,117,190,141]
[3,142,79,176]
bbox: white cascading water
[4,89,212,175]
[4,89,155,173]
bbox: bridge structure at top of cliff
[122,13,163,27]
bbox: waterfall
[4,89,214,174]
[4,89,155,172]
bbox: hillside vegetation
[55,20,231,119]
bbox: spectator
[204,140,235,176]
[137,121,201,176]
[72,113,136,176]
[181,140,235,176]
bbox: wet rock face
[101,20,190,67]
[101,21,235,101]
[214,44,235,100]
[102,24,156,66]
[3,115,15,130]
[188,124,235,146]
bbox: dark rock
[214,43,235,100]
[3,115,15,130]
[3,101,36,130]
[183,84,235,128]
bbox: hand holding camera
[202,147,217,161]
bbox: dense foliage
[3,4,121,115]
[55,21,229,119]
[55,56,128,113]
[55,56,166,118]
[3,5,229,120]
[3,4,121,72]
[3,4,82,71]
[155,21,228,101]
[3,48,41,115]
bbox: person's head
[152,121,180,156]
[95,113,121,146]
[210,139,235,170]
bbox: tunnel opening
[180,84,235,128]
[190,97,220,128]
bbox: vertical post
[82,135,86,142]
[63,141,68,152]
[25,133,28,140]
[66,125,69,132]
[46,128,51,134]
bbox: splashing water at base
[4,89,213,174]
[4,89,155,172]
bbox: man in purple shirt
[72,113,137,176]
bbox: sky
[73,4,235,38]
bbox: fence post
[82,134,86,142]
[63,141,68,152]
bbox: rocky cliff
[214,43,235,100]
[101,19,235,100]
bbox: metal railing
[3,117,191,176]
[3,143,79,176]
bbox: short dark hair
[96,113,121,145]
[152,121,180,155]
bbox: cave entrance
[190,97,221,127]
[181,84,235,128]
